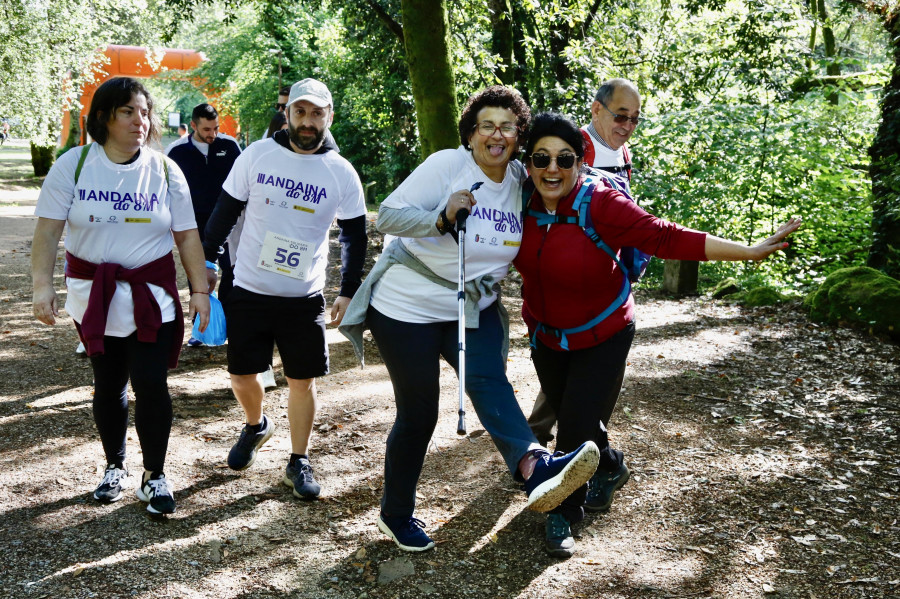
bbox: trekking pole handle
[456,208,469,232]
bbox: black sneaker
[135,473,176,514]
[545,513,575,558]
[523,441,600,513]
[283,457,321,499]
[585,462,630,513]
[227,415,274,471]
[377,513,435,552]
[93,464,130,503]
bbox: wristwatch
[437,208,452,235]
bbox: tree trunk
[818,0,841,104]
[30,142,55,177]
[868,15,900,279]
[400,0,459,158]
[489,0,514,85]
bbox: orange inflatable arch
[63,44,238,146]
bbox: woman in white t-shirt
[31,77,211,516]
[340,86,601,552]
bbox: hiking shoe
[377,513,435,552]
[283,457,321,499]
[187,336,204,347]
[545,513,575,558]
[93,464,130,503]
[260,365,277,389]
[524,441,600,513]
[227,415,274,471]
[75,341,86,355]
[585,462,630,513]
[135,473,176,514]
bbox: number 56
[275,247,301,267]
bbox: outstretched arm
[705,218,802,262]
[31,217,66,325]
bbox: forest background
[1,0,899,294]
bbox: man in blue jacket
[167,103,241,343]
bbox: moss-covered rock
[804,266,900,338]
[711,277,740,299]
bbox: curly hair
[524,112,585,159]
[86,77,160,147]
[458,85,531,150]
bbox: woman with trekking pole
[30,77,211,515]
[340,87,601,552]
[515,112,802,557]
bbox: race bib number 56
[257,231,313,280]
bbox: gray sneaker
[93,464,130,503]
[283,457,321,499]
[545,513,575,558]
[227,415,274,471]
[585,462,630,513]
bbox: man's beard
[289,122,325,151]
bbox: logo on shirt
[78,189,160,212]
[255,172,328,205]
[469,206,522,234]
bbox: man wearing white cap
[202,78,368,499]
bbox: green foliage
[723,286,789,305]
[804,266,900,337]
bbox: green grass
[0,140,45,189]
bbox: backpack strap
[581,129,595,167]
[73,143,92,185]
[525,175,631,350]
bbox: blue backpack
[521,170,651,350]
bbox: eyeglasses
[530,153,577,169]
[275,103,287,111]
[474,122,518,138]
[599,102,641,125]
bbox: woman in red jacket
[514,112,801,557]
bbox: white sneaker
[76,342,86,355]
[135,473,176,514]
[260,365,277,389]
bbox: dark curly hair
[458,86,531,150]
[86,77,159,146]
[524,112,585,159]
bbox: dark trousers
[368,303,539,518]
[82,321,175,473]
[530,321,635,521]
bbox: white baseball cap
[288,78,332,109]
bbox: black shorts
[223,286,328,379]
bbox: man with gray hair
[527,77,642,511]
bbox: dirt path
[0,170,897,599]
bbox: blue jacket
[167,134,241,235]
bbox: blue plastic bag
[191,291,227,346]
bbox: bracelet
[192,291,209,295]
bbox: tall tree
[845,0,900,278]
[399,0,459,156]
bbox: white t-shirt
[371,146,526,323]
[582,125,632,194]
[223,138,366,297]
[35,144,196,336]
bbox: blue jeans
[368,302,540,518]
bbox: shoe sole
[93,490,124,503]
[135,487,175,515]
[228,423,275,471]
[377,517,435,552]
[527,442,601,513]
[545,544,575,559]
[282,475,321,500]
[584,468,630,513]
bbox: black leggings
[531,321,635,520]
[82,321,175,473]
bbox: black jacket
[167,135,241,233]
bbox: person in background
[339,86,601,553]
[166,103,241,347]
[266,111,288,139]
[516,111,801,557]
[31,77,210,515]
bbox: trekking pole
[456,181,482,436]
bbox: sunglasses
[600,101,641,125]
[530,153,577,170]
[275,103,287,111]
